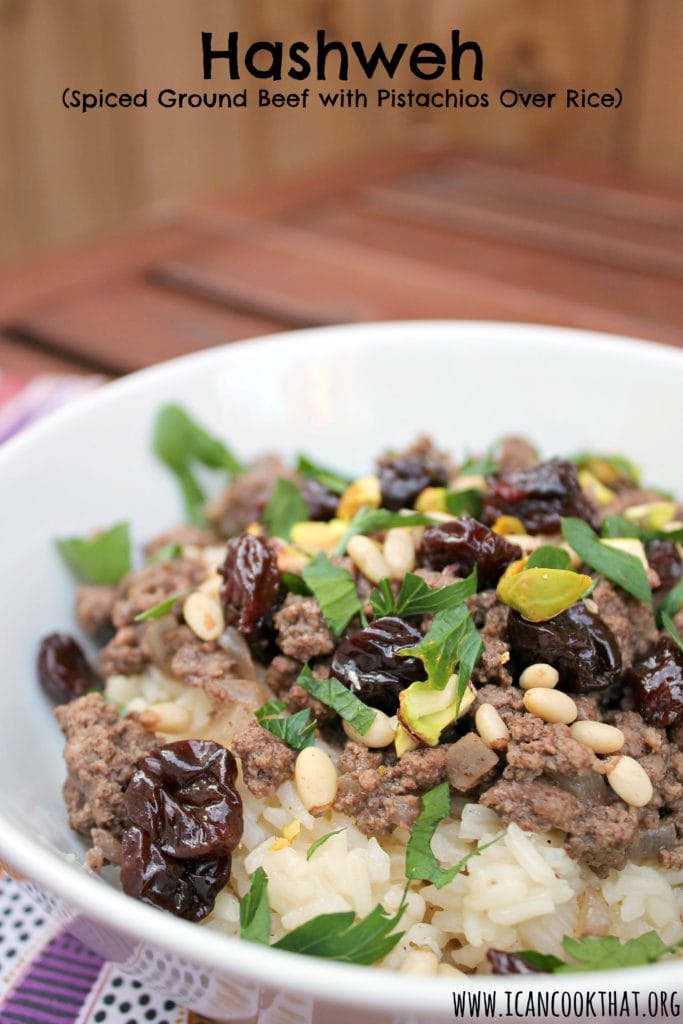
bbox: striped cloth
[0,372,210,1024]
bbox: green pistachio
[398,674,476,747]
[496,567,592,622]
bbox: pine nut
[294,747,338,814]
[475,703,510,750]
[183,591,225,641]
[343,709,396,748]
[383,528,416,580]
[606,755,653,807]
[519,663,559,690]
[399,949,440,976]
[523,687,577,725]
[337,475,381,520]
[199,573,222,599]
[347,534,391,583]
[139,702,192,734]
[570,720,625,754]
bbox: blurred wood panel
[0,0,680,267]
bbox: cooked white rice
[105,665,683,975]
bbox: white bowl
[1,322,681,1023]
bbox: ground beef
[112,558,206,628]
[87,828,123,871]
[593,580,659,670]
[564,804,641,874]
[274,594,335,662]
[265,654,301,695]
[495,436,539,474]
[473,684,524,723]
[75,585,115,636]
[660,845,683,870]
[232,721,296,797]
[573,695,601,721]
[334,743,447,835]
[55,694,154,864]
[170,641,240,701]
[100,625,149,677]
[144,525,216,558]
[208,455,288,538]
[503,715,601,781]
[468,592,513,687]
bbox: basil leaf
[601,514,641,539]
[400,605,483,696]
[146,541,183,565]
[406,782,503,889]
[661,580,683,619]
[526,546,571,571]
[56,522,132,585]
[297,664,376,735]
[444,489,483,518]
[262,710,316,750]
[255,699,287,721]
[306,829,346,861]
[240,868,271,944]
[561,517,652,608]
[134,589,191,622]
[662,612,683,653]
[336,510,435,556]
[263,478,308,541]
[153,404,243,526]
[301,552,362,636]
[273,896,407,965]
[296,454,350,496]
[370,569,478,618]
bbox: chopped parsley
[272,894,407,964]
[56,522,131,586]
[146,541,183,565]
[240,867,271,944]
[335,509,435,556]
[517,932,683,973]
[296,454,350,495]
[254,701,316,750]
[561,517,652,609]
[263,478,308,541]
[301,552,362,636]
[297,664,376,735]
[306,829,346,861]
[370,568,477,618]
[133,589,191,622]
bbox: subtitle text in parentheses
[614,87,622,108]
[61,87,70,109]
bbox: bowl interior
[0,321,681,1002]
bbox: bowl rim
[1,319,682,1012]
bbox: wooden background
[1,0,681,267]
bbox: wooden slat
[0,334,92,377]
[9,278,286,375]
[633,0,683,177]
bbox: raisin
[487,949,543,975]
[299,478,339,521]
[647,540,682,601]
[419,518,522,588]
[120,827,231,922]
[124,740,243,860]
[630,637,683,727]
[508,603,622,693]
[378,453,448,511]
[331,616,425,713]
[219,533,281,651]
[37,632,100,703]
[483,458,599,535]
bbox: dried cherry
[299,478,339,521]
[630,637,683,726]
[120,826,232,922]
[487,949,542,975]
[647,540,682,600]
[331,616,425,713]
[378,452,448,511]
[508,602,622,692]
[219,533,281,650]
[124,740,243,860]
[419,518,522,588]
[483,458,599,535]
[37,632,100,703]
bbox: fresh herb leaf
[259,709,316,750]
[526,545,571,571]
[272,896,407,965]
[306,829,346,861]
[336,510,435,556]
[601,514,641,540]
[146,541,183,565]
[370,569,478,618]
[255,699,288,721]
[444,488,483,518]
[281,571,312,596]
[558,932,680,972]
[134,589,191,622]
[514,950,566,971]
[152,404,243,526]
[56,522,132,586]
[240,868,271,944]
[662,612,683,653]
[297,664,376,735]
[296,454,350,496]
[262,478,309,541]
[459,446,498,476]
[561,517,652,609]
[406,782,503,889]
[301,552,362,636]
[400,605,483,695]
[661,580,683,619]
